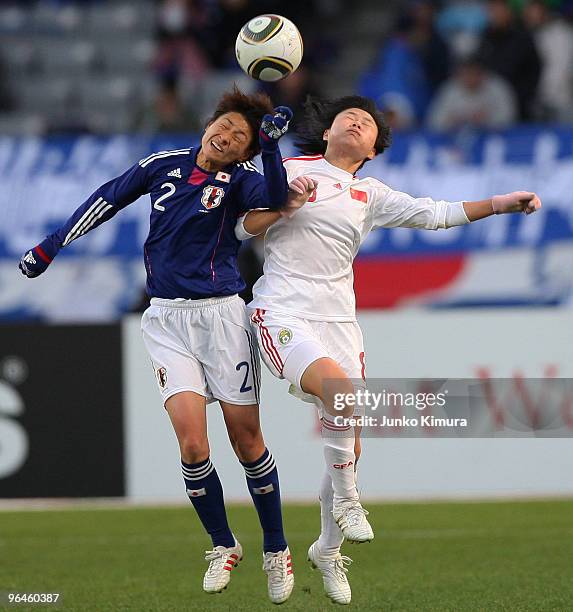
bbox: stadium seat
[0,39,38,76]
[10,77,75,113]
[78,75,139,112]
[98,39,155,75]
[38,39,99,76]
[0,6,30,34]
[88,3,154,37]
[192,72,256,122]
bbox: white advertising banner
[123,310,573,502]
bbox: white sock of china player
[317,471,344,556]
[321,414,359,505]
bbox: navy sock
[241,448,287,553]
[181,457,235,548]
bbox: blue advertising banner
[1,128,572,319]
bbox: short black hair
[295,95,392,165]
[205,85,274,159]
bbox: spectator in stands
[427,55,517,131]
[358,12,432,129]
[476,0,541,120]
[409,0,451,94]
[203,0,255,69]
[133,76,200,133]
[154,0,210,85]
[523,0,573,121]
[436,1,488,59]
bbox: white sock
[317,471,344,557]
[322,415,359,505]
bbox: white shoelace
[346,504,369,527]
[263,551,289,585]
[333,555,353,581]
[204,549,226,576]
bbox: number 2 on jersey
[154,182,176,211]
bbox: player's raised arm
[235,176,317,240]
[19,161,150,278]
[465,192,542,218]
[370,186,541,231]
[235,105,292,218]
[258,106,292,208]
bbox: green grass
[1,499,573,611]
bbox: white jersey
[250,155,462,322]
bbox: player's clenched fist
[259,106,293,150]
[281,176,317,218]
[19,236,60,278]
[492,191,542,215]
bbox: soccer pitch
[2,499,572,611]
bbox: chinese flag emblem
[350,188,367,204]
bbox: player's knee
[324,378,356,418]
[231,428,265,463]
[179,436,210,464]
[302,359,356,417]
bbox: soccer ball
[236,14,303,82]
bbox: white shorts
[141,295,260,405]
[249,308,366,409]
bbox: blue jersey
[49,146,288,299]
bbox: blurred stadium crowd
[2,0,573,136]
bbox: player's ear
[323,129,329,143]
[366,147,376,161]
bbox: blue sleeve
[52,162,150,249]
[237,147,288,213]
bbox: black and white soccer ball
[236,14,303,82]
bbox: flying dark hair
[205,85,274,159]
[295,95,392,165]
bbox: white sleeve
[235,212,256,241]
[370,185,469,230]
[234,160,300,240]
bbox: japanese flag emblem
[201,185,225,209]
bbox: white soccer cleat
[262,547,294,604]
[202,539,243,593]
[332,500,374,543]
[307,540,352,605]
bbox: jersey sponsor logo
[167,168,182,179]
[350,187,367,203]
[215,171,231,183]
[278,328,292,345]
[201,186,225,209]
[156,367,167,389]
